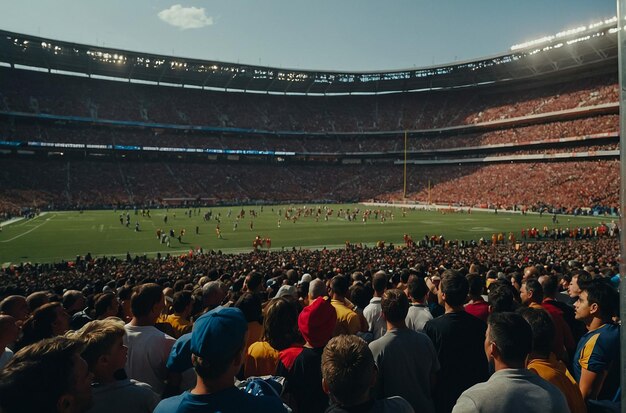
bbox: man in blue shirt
[572,279,620,401]
[155,307,288,413]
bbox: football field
[0,204,610,265]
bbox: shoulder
[154,393,185,413]
[529,376,570,409]
[451,389,481,413]
[598,323,620,342]
[238,392,289,412]
[369,333,391,352]
[249,341,279,356]
[373,396,415,413]
[278,346,305,371]
[363,303,377,315]
[580,324,620,357]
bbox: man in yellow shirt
[329,275,361,336]
[165,291,193,339]
[519,307,586,413]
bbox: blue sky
[0,1,616,71]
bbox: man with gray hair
[201,281,227,311]
[308,278,327,301]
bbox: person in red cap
[276,296,337,413]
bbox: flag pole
[403,131,408,199]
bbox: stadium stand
[0,23,620,215]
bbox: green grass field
[0,204,610,265]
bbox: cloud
[158,4,213,30]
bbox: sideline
[362,202,615,219]
[0,214,55,243]
[0,217,25,227]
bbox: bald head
[26,291,49,312]
[523,266,539,281]
[62,290,86,314]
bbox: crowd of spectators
[0,158,619,214]
[0,237,621,412]
[0,67,617,133]
[0,66,620,216]
[399,160,620,212]
[1,114,617,155]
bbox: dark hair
[540,275,559,298]
[245,272,264,292]
[263,297,301,351]
[517,307,554,358]
[117,286,133,301]
[381,289,409,323]
[407,277,428,301]
[94,293,117,319]
[331,275,349,296]
[440,270,469,306]
[130,283,163,317]
[523,279,543,303]
[349,284,370,309]
[372,271,387,293]
[487,312,532,365]
[466,274,485,296]
[584,279,619,319]
[173,280,186,292]
[17,302,65,350]
[172,291,193,314]
[400,269,410,283]
[510,272,522,288]
[0,337,84,413]
[322,335,374,406]
[488,282,517,313]
[572,270,593,290]
[234,292,262,323]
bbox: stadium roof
[0,22,617,95]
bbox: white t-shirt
[124,324,176,394]
[405,304,433,332]
[364,297,386,340]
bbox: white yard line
[0,217,24,227]
[0,214,55,243]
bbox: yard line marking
[0,217,25,227]
[8,212,49,228]
[0,214,56,243]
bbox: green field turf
[0,204,611,265]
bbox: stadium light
[555,26,587,38]
[510,16,617,51]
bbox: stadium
[0,19,619,213]
[0,6,623,413]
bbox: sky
[0,1,616,72]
